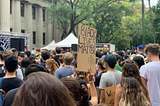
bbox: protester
[140,44,160,106]
[52,47,62,66]
[94,58,106,87]
[101,50,107,59]
[114,55,122,72]
[10,48,18,57]
[39,51,50,68]
[96,51,100,63]
[25,51,31,57]
[137,45,146,58]
[133,56,145,69]
[45,59,59,75]
[28,55,37,64]
[58,56,64,68]
[61,67,98,106]
[0,50,23,80]
[99,54,122,103]
[11,72,75,106]
[114,59,151,106]
[24,45,28,52]
[54,52,74,79]
[0,55,23,104]
[35,48,41,60]
[50,50,56,58]
[20,58,31,76]
[2,64,48,106]
[119,77,151,106]
[31,48,35,54]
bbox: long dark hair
[12,72,75,106]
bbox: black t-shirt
[52,55,61,66]
[2,88,19,106]
[1,77,23,94]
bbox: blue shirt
[39,61,46,68]
[54,66,74,79]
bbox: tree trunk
[148,0,156,43]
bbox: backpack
[0,78,5,106]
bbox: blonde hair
[119,77,151,106]
[46,59,59,75]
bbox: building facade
[0,0,62,49]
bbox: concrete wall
[0,0,62,50]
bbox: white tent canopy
[41,40,56,50]
[41,33,78,50]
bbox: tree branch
[74,16,88,25]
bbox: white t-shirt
[140,61,160,106]
[31,50,35,54]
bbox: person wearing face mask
[45,59,59,75]
[94,58,106,87]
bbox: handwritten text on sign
[105,85,117,106]
[77,24,97,72]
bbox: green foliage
[46,0,93,39]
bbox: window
[10,0,12,14]
[43,33,45,45]
[32,6,36,19]
[10,28,12,32]
[33,32,36,44]
[21,3,25,17]
[21,30,25,33]
[43,9,45,21]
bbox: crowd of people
[0,43,159,106]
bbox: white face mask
[48,69,51,72]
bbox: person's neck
[107,67,117,72]
[65,65,72,67]
[116,62,119,65]
[4,71,16,78]
[138,51,143,54]
[56,54,61,55]
[150,56,160,62]
[99,69,106,73]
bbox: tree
[153,0,160,44]
[46,0,93,39]
[148,0,156,43]
[83,0,137,43]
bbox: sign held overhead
[77,24,97,72]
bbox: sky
[144,0,158,7]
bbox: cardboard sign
[77,24,97,72]
[105,85,117,106]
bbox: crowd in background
[0,43,160,106]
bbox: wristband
[89,81,94,84]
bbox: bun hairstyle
[97,58,105,70]
[61,78,89,106]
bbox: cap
[104,54,117,63]
[137,45,143,50]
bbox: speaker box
[11,38,24,51]
[71,44,77,52]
